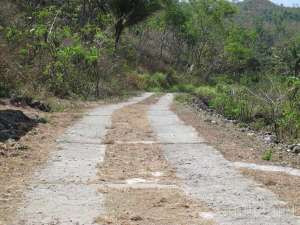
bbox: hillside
[235,0,300,41]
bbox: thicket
[177,75,300,142]
[128,0,300,143]
[0,0,162,99]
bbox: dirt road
[6,93,300,225]
[149,94,299,225]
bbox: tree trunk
[115,19,124,49]
[95,78,100,98]
[294,58,300,76]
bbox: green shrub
[5,26,22,43]
[250,118,267,131]
[171,84,196,93]
[148,72,169,90]
[130,72,169,91]
[0,85,10,97]
[262,149,273,161]
[193,86,217,99]
[174,93,193,103]
[210,74,234,85]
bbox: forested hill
[235,0,300,42]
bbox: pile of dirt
[10,97,51,112]
[0,109,37,142]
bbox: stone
[263,134,276,143]
[211,120,217,124]
[291,144,300,154]
[131,216,143,221]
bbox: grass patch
[262,149,273,161]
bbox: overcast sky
[232,0,300,7]
[271,0,300,7]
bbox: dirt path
[0,101,96,225]
[11,93,152,225]
[96,95,213,225]
[172,94,300,217]
[149,94,300,225]
[6,92,300,225]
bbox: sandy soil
[240,168,300,216]
[0,100,106,225]
[97,95,213,225]
[172,99,300,220]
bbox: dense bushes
[177,75,300,142]
[0,2,152,100]
[128,72,175,91]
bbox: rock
[224,119,235,124]
[159,197,167,203]
[103,139,114,145]
[263,134,276,144]
[204,119,212,123]
[10,97,51,112]
[232,120,238,124]
[131,216,143,221]
[289,144,300,154]
[211,120,217,124]
[240,127,248,132]
[6,138,16,145]
[293,147,300,154]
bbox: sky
[232,0,300,7]
[271,0,300,7]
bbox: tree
[224,27,258,74]
[105,0,162,48]
[289,36,300,76]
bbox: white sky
[271,0,300,7]
[231,0,300,7]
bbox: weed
[262,149,273,161]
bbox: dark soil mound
[0,110,37,142]
[10,97,51,112]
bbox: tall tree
[106,0,162,48]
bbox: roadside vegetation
[1,0,300,144]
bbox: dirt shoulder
[240,168,300,216]
[97,95,213,225]
[0,99,111,224]
[172,101,300,169]
[172,100,300,216]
